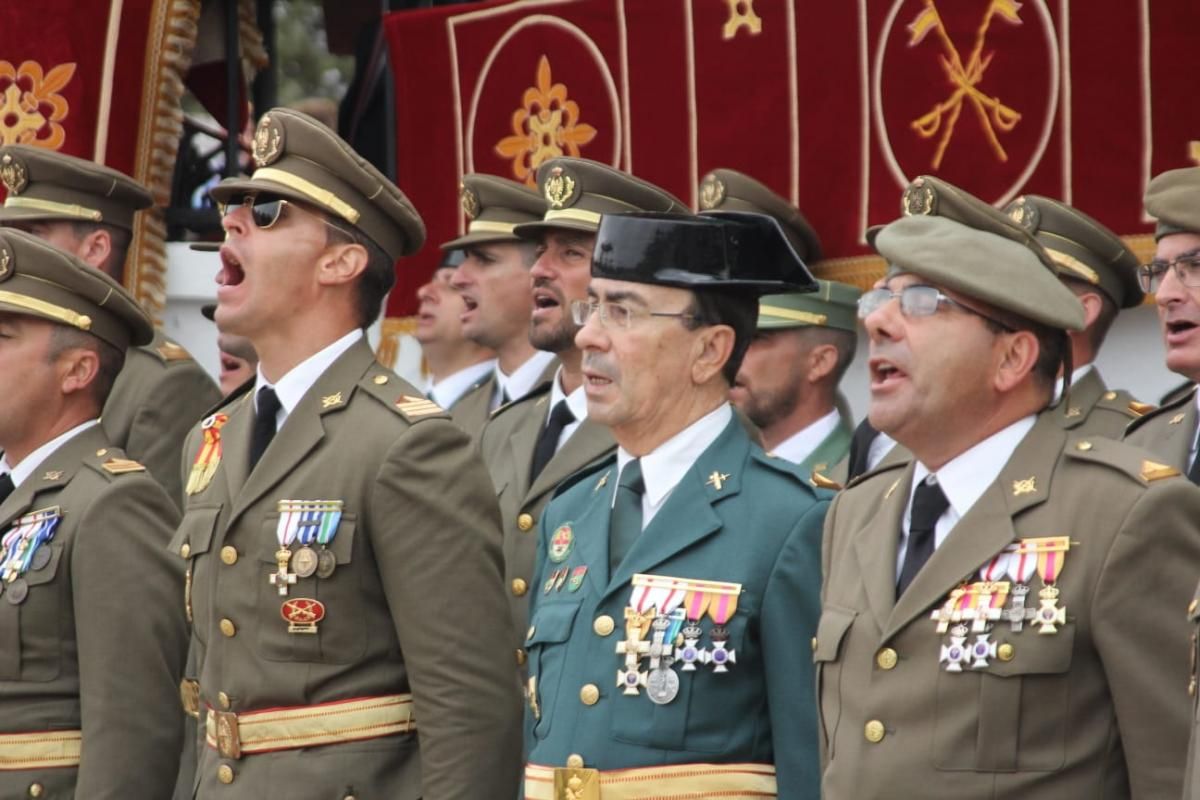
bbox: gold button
[876,648,898,670]
[864,720,886,743]
[345,795,358,800]
[218,691,231,710]
[593,615,615,637]
[517,513,534,532]
[811,637,818,651]
[580,684,600,706]
[1076,441,1093,452]
[1104,391,1117,400]
[373,375,388,385]
[512,578,528,597]
[1191,678,1197,698]
[220,618,237,637]
[566,754,584,769]
[998,643,1016,662]
[220,546,238,565]
[96,448,107,457]
[516,648,527,666]
[526,625,536,641]
[217,764,234,784]
[1190,599,1198,615]
[180,542,191,559]
[28,784,43,798]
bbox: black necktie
[1189,426,1200,485]
[0,473,13,505]
[249,386,281,472]
[896,477,950,599]
[609,459,645,575]
[846,419,879,481]
[529,400,576,483]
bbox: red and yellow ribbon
[185,414,229,495]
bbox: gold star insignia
[706,471,731,490]
[1012,476,1037,496]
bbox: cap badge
[253,115,284,168]
[699,175,726,210]
[544,166,577,209]
[0,242,10,280]
[460,185,480,220]
[1007,198,1038,231]
[901,178,936,216]
[0,155,28,195]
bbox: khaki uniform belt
[205,694,415,759]
[0,730,82,771]
[524,761,777,799]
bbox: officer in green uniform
[0,146,222,506]
[1125,166,1200,473]
[524,210,829,798]
[0,229,187,798]
[1005,194,1151,436]
[818,176,1200,799]
[481,157,689,676]
[178,109,521,798]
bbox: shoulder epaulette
[358,371,449,422]
[1125,386,1194,436]
[101,457,146,475]
[155,340,195,363]
[1066,437,1183,484]
[1127,400,1156,417]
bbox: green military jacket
[176,338,522,798]
[793,418,853,480]
[1051,367,1147,439]
[818,413,1200,798]
[104,329,221,507]
[525,415,829,795]
[1124,385,1196,471]
[0,425,186,799]
[479,380,614,674]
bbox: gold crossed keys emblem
[907,0,1023,169]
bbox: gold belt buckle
[553,766,599,800]
[212,710,242,759]
[179,679,200,719]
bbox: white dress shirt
[544,367,589,453]
[1052,363,1096,404]
[2,419,101,489]
[492,350,556,410]
[772,408,841,465]
[254,329,363,431]
[868,431,899,472]
[615,403,732,529]
[425,359,496,409]
[896,415,1036,577]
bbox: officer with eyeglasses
[818,175,1200,799]
[522,210,830,798]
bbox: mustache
[581,353,619,381]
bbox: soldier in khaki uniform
[415,250,496,413]
[1005,194,1151,436]
[0,146,222,506]
[818,176,1200,799]
[479,157,688,673]
[1125,166,1200,474]
[0,229,187,798]
[178,109,521,797]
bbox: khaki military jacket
[176,338,522,799]
[104,330,221,507]
[0,425,186,799]
[818,413,1200,799]
[1124,386,1196,471]
[447,372,495,440]
[479,380,614,672]
[1052,367,1147,439]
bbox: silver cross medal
[269,547,297,596]
[940,625,971,672]
[615,615,651,696]
[1034,586,1067,634]
[675,622,707,671]
[969,633,997,669]
[1000,584,1036,632]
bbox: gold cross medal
[616,607,654,695]
[186,414,229,495]
[1026,536,1071,634]
[272,500,344,593]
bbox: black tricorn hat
[591,211,817,294]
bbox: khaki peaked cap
[1005,195,1142,308]
[1145,167,1200,240]
[870,176,1084,331]
[699,168,823,262]
[440,175,544,249]
[210,108,425,260]
[758,280,861,332]
[0,145,152,230]
[0,228,152,349]
[514,157,689,237]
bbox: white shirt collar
[616,403,732,526]
[427,359,496,409]
[548,367,589,424]
[772,408,841,465]
[493,350,556,408]
[1052,363,1096,404]
[3,419,101,488]
[867,430,898,472]
[255,329,363,425]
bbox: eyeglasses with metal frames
[569,299,696,330]
[857,284,1015,331]
[1137,251,1200,293]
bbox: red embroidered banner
[385,0,1200,321]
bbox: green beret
[0,228,152,349]
[698,168,823,261]
[210,108,425,261]
[440,174,544,249]
[1005,195,1142,308]
[513,157,689,238]
[1145,167,1200,240]
[758,280,860,332]
[0,145,152,231]
[870,176,1084,331]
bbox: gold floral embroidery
[495,56,597,187]
[0,61,76,150]
[722,0,763,40]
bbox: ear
[1077,290,1104,330]
[992,329,1040,394]
[77,228,113,272]
[58,346,100,398]
[806,343,839,383]
[316,240,369,288]
[690,324,736,385]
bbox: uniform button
[1103,391,1117,400]
[876,648,898,670]
[28,784,43,798]
[373,375,388,385]
[593,615,615,637]
[96,449,107,457]
[517,514,534,532]
[180,542,191,559]
[218,691,231,710]
[864,720,886,743]
[516,648,527,666]
[998,643,1015,662]
[217,764,235,784]
[566,754,584,769]
[220,618,237,637]
[511,578,528,597]
[580,684,600,706]
[1075,441,1093,452]
[1190,599,1198,615]
[220,546,238,565]
[526,625,536,641]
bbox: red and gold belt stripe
[524,761,777,799]
[0,730,81,771]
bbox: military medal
[5,578,28,605]
[270,548,297,596]
[316,548,337,579]
[273,500,344,591]
[930,584,968,634]
[281,597,325,634]
[0,508,61,602]
[548,523,574,563]
[939,625,971,672]
[961,581,1010,633]
[1031,537,1070,634]
[1000,584,1035,632]
[705,588,740,674]
[969,633,997,669]
[615,607,653,695]
[567,566,587,592]
[553,568,570,592]
[30,546,51,571]
[186,414,229,495]
[646,665,680,705]
[293,546,319,579]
